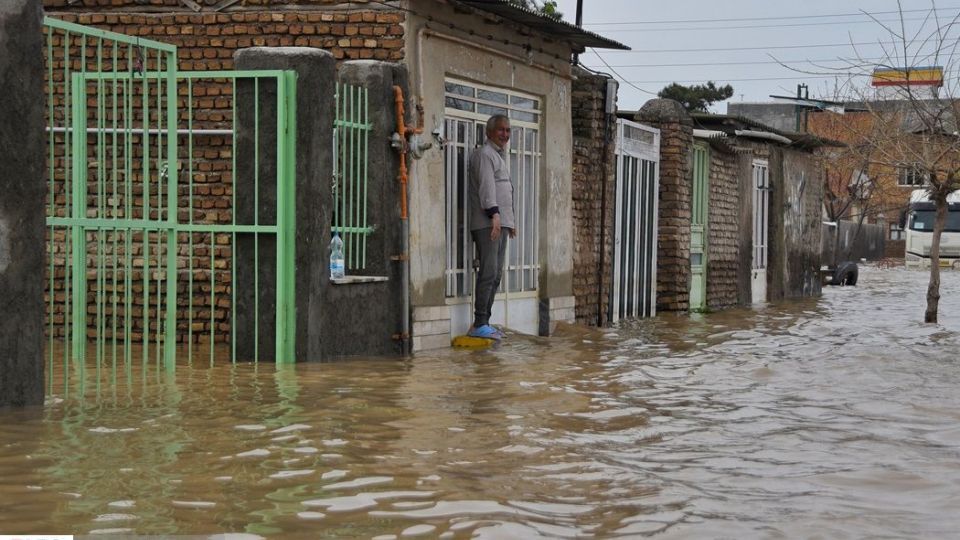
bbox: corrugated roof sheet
[690,112,845,149]
[453,0,630,51]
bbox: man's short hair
[485,114,510,134]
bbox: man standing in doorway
[468,114,516,340]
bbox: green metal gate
[690,143,709,312]
[44,17,297,391]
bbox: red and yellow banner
[871,66,943,87]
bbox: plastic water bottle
[329,232,345,279]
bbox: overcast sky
[551,0,960,112]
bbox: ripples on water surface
[2,267,960,538]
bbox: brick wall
[886,239,905,258]
[44,0,391,11]
[706,147,740,310]
[43,8,405,66]
[637,99,692,312]
[42,3,404,343]
[570,68,615,325]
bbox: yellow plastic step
[451,335,497,349]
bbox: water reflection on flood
[2,266,960,538]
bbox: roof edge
[452,0,630,51]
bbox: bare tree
[788,0,960,322]
[812,112,893,266]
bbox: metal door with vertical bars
[611,119,660,322]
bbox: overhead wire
[588,49,658,95]
[605,57,892,68]
[625,75,868,84]
[594,15,957,33]
[582,6,960,26]
[600,39,960,54]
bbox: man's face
[488,120,511,149]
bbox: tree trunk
[832,224,842,266]
[924,194,948,323]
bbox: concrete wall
[727,102,800,133]
[321,60,405,358]
[405,0,576,348]
[772,149,824,300]
[0,0,45,406]
[822,221,886,264]
[571,68,616,326]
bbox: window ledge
[331,275,389,285]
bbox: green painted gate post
[70,73,88,365]
[163,52,179,372]
[275,70,297,363]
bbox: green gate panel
[43,17,299,396]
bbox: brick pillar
[0,0,45,406]
[637,99,693,312]
[571,68,616,325]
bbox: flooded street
[2,266,960,538]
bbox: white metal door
[752,160,769,304]
[611,119,660,322]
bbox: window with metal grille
[332,82,373,270]
[443,78,541,298]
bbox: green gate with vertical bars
[44,17,297,391]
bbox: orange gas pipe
[392,86,422,220]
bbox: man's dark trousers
[471,228,510,328]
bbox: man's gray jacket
[468,140,516,231]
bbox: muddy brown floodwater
[2,266,960,539]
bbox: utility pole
[574,0,584,65]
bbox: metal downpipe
[392,85,423,356]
